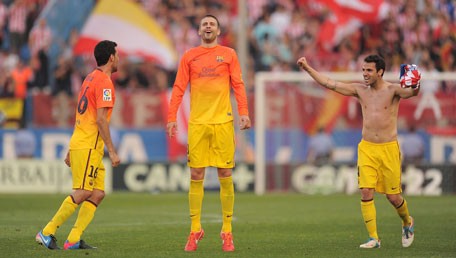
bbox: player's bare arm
[297,57,358,96]
[96,107,120,167]
[395,83,420,99]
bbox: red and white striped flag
[316,0,388,50]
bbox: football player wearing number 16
[297,54,420,249]
[36,40,121,250]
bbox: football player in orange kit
[36,40,120,250]
[167,14,251,252]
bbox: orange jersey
[11,67,33,99]
[168,45,249,124]
[69,69,115,153]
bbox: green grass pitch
[1,192,455,258]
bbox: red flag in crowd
[319,0,386,23]
[315,0,387,51]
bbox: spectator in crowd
[414,60,442,121]
[10,57,32,99]
[10,57,33,127]
[51,55,74,127]
[0,1,8,48]
[8,0,30,53]
[14,125,36,158]
[52,55,73,97]
[143,62,168,92]
[28,18,52,58]
[401,125,425,164]
[28,18,52,92]
[0,67,14,97]
[306,127,334,165]
[29,49,49,93]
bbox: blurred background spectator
[414,60,442,121]
[14,124,36,158]
[306,127,334,165]
[401,125,425,164]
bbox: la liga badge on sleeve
[103,89,112,101]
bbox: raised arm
[395,83,420,99]
[297,57,358,97]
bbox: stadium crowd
[0,0,454,127]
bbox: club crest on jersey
[103,89,112,101]
[216,56,224,62]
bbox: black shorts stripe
[93,132,100,149]
[81,149,92,189]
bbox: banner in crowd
[31,84,455,132]
[0,98,23,128]
[73,0,177,69]
[262,163,453,195]
[0,159,112,193]
[1,160,453,195]
[1,128,456,164]
[111,163,254,193]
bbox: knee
[72,190,93,204]
[89,190,105,204]
[218,168,232,178]
[191,168,205,180]
[386,194,403,207]
[360,188,374,201]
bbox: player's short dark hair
[94,40,117,66]
[201,14,220,28]
[364,54,386,76]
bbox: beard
[202,31,217,44]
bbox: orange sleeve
[229,49,249,116]
[96,77,115,109]
[168,52,190,122]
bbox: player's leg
[383,142,414,247]
[214,122,236,252]
[185,124,209,251]
[218,168,234,233]
[36,149,92,250]
[36,194,80,249]
[359,187,380,248]
[64,151,105,250]
[184,167,206,251]
[189,167,205,232]
[218,168,235,252]
[386,193,414,246]
[357,141,381,248]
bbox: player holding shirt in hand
[297,54,420,249]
